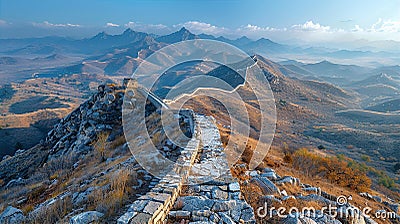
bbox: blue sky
[1,0,400,44]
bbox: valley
[0,27,399,223]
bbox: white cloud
[106,22,120,27]
[32,21,81,28]
[12,19,400,44]
[292,20,330,32]
[124,21,170,34]
[239,24,277,32]
[125,21,136,28]
[176,21,227,35]
[369,18,400,33]
[352,25,364,32]
[125,21,168,29]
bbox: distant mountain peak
[92,31,110,40]
[257,37,274,43]
[316,60,334,65]
[178,27,192,33]
[238,36,250,40]
[122,28,135,34]
[155,27,196,44]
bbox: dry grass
[92,132,110,162]
[109,135,126,149]
[87,168,137,217]
[27,196,72,224]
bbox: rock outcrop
[0,84,124,185]
[0,206,25,224]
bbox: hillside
[0,77,398,223]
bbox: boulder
[276,176,300,186]
[372,196,382,203]
[0,206,25,224]
[69,211,104,224]
[261,172,279,180]
[250,176,280,195]
[180,196,215,212]
[386,202,399,213]
[302,187,321,195]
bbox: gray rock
[359,192,373,200]
[169,210,191,219]
[69,211,104,224]
[389,203,399,213]
[209,213,220,222]
[302,187,321,195]
[192,214,209,222]
[218,212,235,224]
[282,195,296,201]
[211,188,228,199]
[129,213,152,223]
[5,177,24,188]
[240,208,256,222]
[188,221,214,224]
[248,170,259,177]
[192,210,212,217]
[383,201,399,213]
[181,196,215,212]
[212,200,236,212]
[143,201,162,214]
[276,176,300,186]
[261,172,279,180]
[250,176,280,195]
[72,187,95,206]
[372,196,382,203]
[2,155,11,161]
[0,206,25,224]
[261,195,282,204]
[117,211,137,224]
[263,168,275,173]
[228,182,240,192]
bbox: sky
[1,0,400,46]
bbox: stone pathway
[118,114,256,223]
[167,115,256,224]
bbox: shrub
[92,132,110,162]
[27,184,47,204]
[291,148,371,192]
[378,175,395,188]
[361,155,371,162]
[283,152,293,164]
